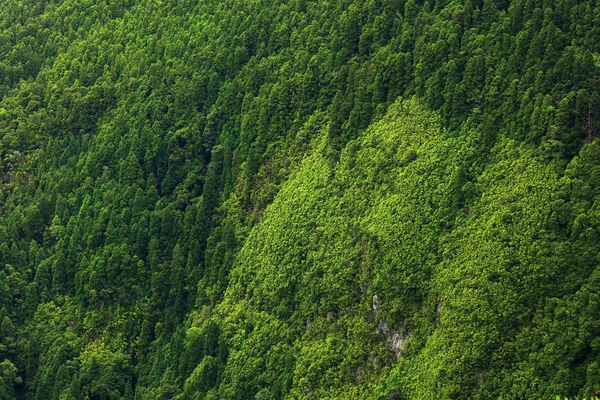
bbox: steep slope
[208,98,463,399]
[194,98,600,399]
[0,0,598,398]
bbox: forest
[0,0,599,398]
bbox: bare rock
[372,295,379,315]
[435,297,442,313]
[376,319,389,335]
[389,327,412,358]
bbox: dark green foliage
[0,0,599,398]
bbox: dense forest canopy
[0,0,599,398]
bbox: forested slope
[0,0,599,398]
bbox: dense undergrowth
[0,0,599,398]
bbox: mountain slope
[0,0,599,398]
[200,98,600,399]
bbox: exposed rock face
[373,295,412,358]
[376,319,389,335]
[389,327,412,358]
[372,295,379,315]
[435,297,442,313]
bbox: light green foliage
[77,343,132,400]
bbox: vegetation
[0,0,599,398]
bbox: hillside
[0,0,599,398]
